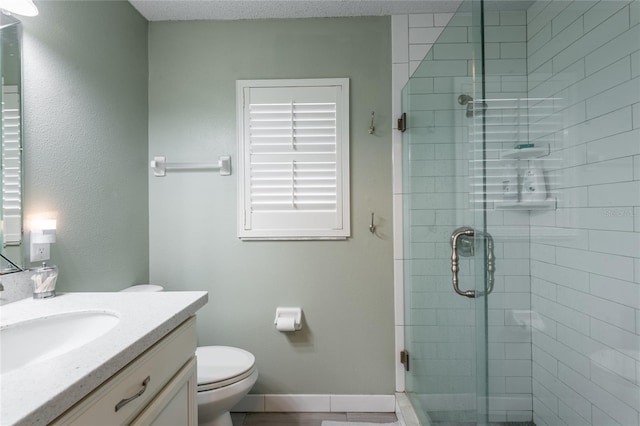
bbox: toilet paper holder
[274,307,302,331]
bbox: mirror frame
[0,13,25,274]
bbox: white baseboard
[233,394,396,413]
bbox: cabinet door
[131,356,197,426]
[51,317,197,426]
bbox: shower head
[458,94,488,118]
[458,94,474,105]
[458,94,475,118]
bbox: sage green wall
[21,1,149,291]
[148,17,394,394]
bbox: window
[237,78,350,240]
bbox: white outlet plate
[30,243,50,262]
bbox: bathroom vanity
[0,291,207,425]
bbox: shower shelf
[494,198,557,211]
[501,143,550,160]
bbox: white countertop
[0,291,208,425]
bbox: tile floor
[231,412,399,425]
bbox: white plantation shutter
[2,85,22,245]
[237,79,350,239]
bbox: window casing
[237,79,350,240]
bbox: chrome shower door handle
[486,234,495,296]
[451,227,476,298]
[450,227,496,298]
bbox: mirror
[0,13,24,274]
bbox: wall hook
[368,111,375,135]
[369,212,376,234]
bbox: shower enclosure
[400,0,640,425]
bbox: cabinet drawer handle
[115,376,151,412]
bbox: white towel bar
[150,155,231,177]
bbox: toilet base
[197,369,258,426]
[198,411,232,426]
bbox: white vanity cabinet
[51,316,198,426]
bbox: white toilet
[122,285,258,426]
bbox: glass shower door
[402,0,489,424]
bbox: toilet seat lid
[196,346,256,386]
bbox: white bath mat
[321,422,399,426]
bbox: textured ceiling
[128,0,463,21]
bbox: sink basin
[0,310,120,374]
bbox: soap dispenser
[501,161,519,201]
[520,166,547,202]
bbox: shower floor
[431,423,535,426]
[427,408,535,426]
[231,412,399,426]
